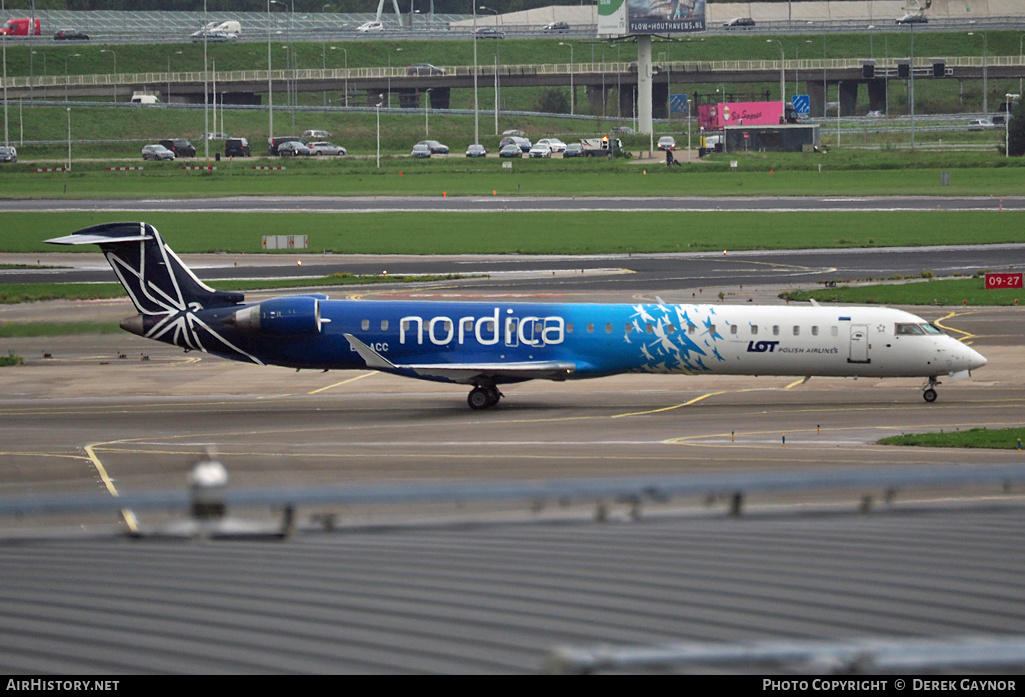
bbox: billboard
[599,0,706,37]
[698,101,785,131]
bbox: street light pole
[479,5,500,134]
[66,106,71,171]
[560,41,574,115]
[2,0,8,146]
[767,39,785,109]
[1006,93,1020,158]
[375,93,383,169]
[424,87,432,137]
[268,0,278,146]
[472,2,479,146]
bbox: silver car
[141,144,175,161]
[307,141,347,156]
[0,145,16,163]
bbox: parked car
[465,144,488,158]
[411,142,432,158]
[0,145,17,163]
[308,141,347,156]
[407,63,445,76]
[895,13,927,24]
[159,138,196,158]
[277,140,312,156]
[356,21,383,33]
[418,139,449,154]
[202,132,229,141]
[54,29,89,41]
[500,136,532,152]
[268,136,306,155]
[536,138,566,152]
[723,17,755,29]
[657,136,676,151]
[499,144,522,158]
[302,129,333,140]
[474,27,504,39]
[541,21,569,33]
[502,129,526,137]
[968,119,998,131]
[528,143,552,158]
[225,137,251,157]
[563,143,584,158]
[142,144,175,161]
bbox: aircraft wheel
[486,386,502,406]
[468,387,491,410]
[923,388,937,403]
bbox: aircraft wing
[344,333,576,383]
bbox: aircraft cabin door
[848,324,870,364]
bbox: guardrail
[4,55,1024,90]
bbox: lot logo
[747,340,780,353]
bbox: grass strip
[878,428,1025,450]
[781,278,1023,307]
[0,273,466,304]
[5,210,1025,255]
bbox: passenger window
[625,323,633,334]
[831,326,838,337]
[605,323,613,334]
[566,322,574,333]
[361,319,370,330]
[381,320,389,331]
[812,326,819,336]
[688,324,697,335]
[586,323,594,333]
[793,326,800,336]
[463,319,473,333]
[751,325,758,335]
[667,324,676,334]
[730,325,738,335]
[646,323,654,334]
[708,324,716,334]
[773,325,780,336]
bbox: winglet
[344,334,397,371]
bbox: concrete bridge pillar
[807,79,826,117]
[586,85,609,116]
[839,80,859,116]
[866,79,887,113]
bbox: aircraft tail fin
[47,222,244,315]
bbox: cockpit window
[896,323,943,336]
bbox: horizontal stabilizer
[46,232,150,246]
[344,333,576,383]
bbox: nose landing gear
[922,376,941,403]
[468,384,503,410]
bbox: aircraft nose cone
[963,344,987,371]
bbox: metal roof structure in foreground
[0,464,1023,674]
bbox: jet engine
[229,296,323,334]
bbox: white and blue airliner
[47,222,987,409]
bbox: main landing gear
[922,376,941,403]
[468,384,503,410]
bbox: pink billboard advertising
[698,101,784,130]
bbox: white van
[191,20,240,41]
[130,93,160,105]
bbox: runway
[1,195,1024,213]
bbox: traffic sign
[792,94,811,115]
[670,93,689,115]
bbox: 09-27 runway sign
[985,272,1023,289]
